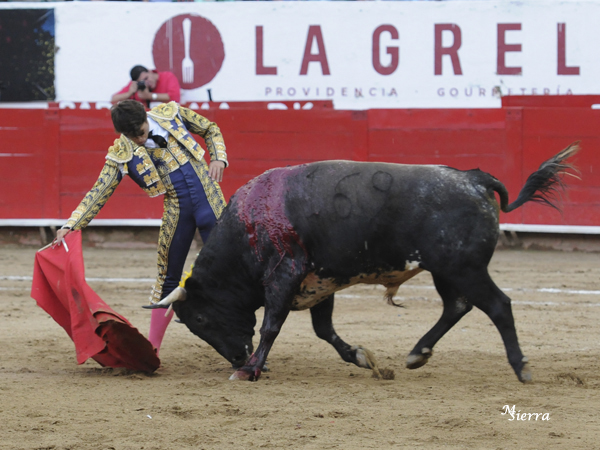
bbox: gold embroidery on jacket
[149,102,229,168]
[106,138,133,164]
[179,106,228,166]
[151,175,180,303]
[105,102,229,201]
[131,146,165,196]
[188,157,226,219]
[65,161,121,230]
[146,141,191,178]
[169,137,188,165]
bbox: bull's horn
[142,287,187,309]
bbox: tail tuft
[503,142,580,213]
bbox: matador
[56,100,228,354]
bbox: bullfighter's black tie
[148,132,168,148]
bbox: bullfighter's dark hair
[130,65,148,81]
[111,100,147,137]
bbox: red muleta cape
[31,231,160,372]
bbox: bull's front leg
[230,260,303,381]
[310,294,379,371]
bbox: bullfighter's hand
[55,228,71,243]
[209,161,225,182]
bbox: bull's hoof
[353,345,378,370]
[517,357,533,383]
[406,347,432,369]
[229,367,262,381]
[352,345,383,379]
[229,370,252,381]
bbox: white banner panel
[3,1,598,109]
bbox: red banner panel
[0,98,597,229]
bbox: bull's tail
[492,142,580,213]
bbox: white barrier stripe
[89,277,155,283]
[332,285,600,296]
[3,275,599,296]
[6,284,599,307]
[504,287,600,295]
[2,221,599,234]
[335,294,600,307]
[0,219,163,227]
[1,276,154,283]
[499,223,600,235]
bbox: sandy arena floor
[0,245,599,449]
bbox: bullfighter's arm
[63,160,123,230]
[178,106,228,168]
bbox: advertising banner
[2,1,596,109]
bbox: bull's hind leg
[422,269,531,383]
[310,294,378,371]
[407,275,473,369]
[455,270,531,383]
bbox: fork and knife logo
[153,14,225,89]
[182,18,194,84]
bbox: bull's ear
[185,277,201,291]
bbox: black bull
[164,144,579,382]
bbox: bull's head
[171,278,256,368]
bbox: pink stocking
[148,308,174,355]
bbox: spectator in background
[111,65,181,106]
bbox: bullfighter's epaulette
[106,137,136,164]
[147,101,179,121]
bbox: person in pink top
[111,65,181,107]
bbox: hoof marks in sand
[372,368,395,380]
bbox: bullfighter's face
[173,289,255,368]
[125,120,150,147]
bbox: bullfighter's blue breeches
[155,162,217,301]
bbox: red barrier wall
[1,98,598,228]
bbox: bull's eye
[195,314,205,325]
